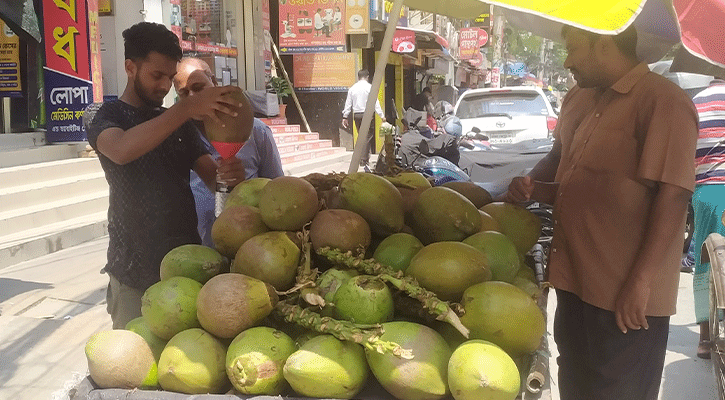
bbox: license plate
[488,132,514,144]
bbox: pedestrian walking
[342,69,386,166]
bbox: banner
[279,0,346,54]
[170,0,182,41]
[43,0,99,142]
[98,0,111,15]
[345,0,369,34]
[391,29,415,53]
[0,20,22,97]
[293,53,356,92]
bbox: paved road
[0,238,718,400]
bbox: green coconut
[196,273,278,339]
[211,205,269,259]
[339,172,405,236]
[231,231,301,291]
[226,327,297,395]
[479,210,501,232]
[125,317,168,362]
[448,340,520,400]
[158,328,228,394]
[463,231,520,283]
[225,177,271,209]
[85,329,158,389]
[259,176,320,231]
[441,181,493,208]
[411,186,482,244]
[284,335,368,399]
[406,241,492,301]
[372,233,424,272]
[333,275,394,324]
[141,276,203,340]
[459,281,546,357]
[480,202,542,255]
[366,321,451,400]
[159,244,228,284]
[384,171,432,189]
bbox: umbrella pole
[347,0,404,174]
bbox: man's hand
[179,86,244,126]
[504,176,535,203]
[614,276,651,334]
[342,118,349,129]
[217,157,246,188]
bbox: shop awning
[403,0,488,21]
[0,0,41,43]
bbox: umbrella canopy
[0,0,41,43]
[487,0,725,72]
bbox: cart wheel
[709,270,725,399]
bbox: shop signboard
[345,0,369,34]
[262,0,273,76]
[278,0,346,54]
[472,4,491,28]
[170,0,182,41]
[293,53,356,92]
[0,20,22,97]
[98,0,111,15]
[43,0,102,142]
[459,27,480,60]
[391,29,415,53]
[491,66,500,88]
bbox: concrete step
[0,211,108,270]
[277,140,333,155]
[258,117,288,126]
[285,152,379,177]
[279,147,347,166]
[0,172,107,213]
[0,143,88,168]
[0,191,109,238]
[273,132,320,144]
[269,125,301,134]
[0,158,103,190]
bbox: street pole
[347,0,404,174]
[492,6,505,87]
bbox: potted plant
[269,76,292,117]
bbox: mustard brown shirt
[549,63,698,316]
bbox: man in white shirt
[342,69,386,166]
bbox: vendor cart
[702,216,725,399]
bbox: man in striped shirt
[690,77,725,359]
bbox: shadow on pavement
[0,277,53,305]
[0,288,106,386]
[661,358,718,400]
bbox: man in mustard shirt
[505,25,698,399]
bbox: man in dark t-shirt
[86,22,246,329]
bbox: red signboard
[87,0,103,102]
[392,29,415,53]
[44,0,91,81]
[459,28,480,60]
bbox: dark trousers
[554,289,669,400]
[352,113,375,164]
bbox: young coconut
[366,321,451,400]
[231,231,301,291]
[158,328,228,394]
[283,335,369,399]
[211,205,268,259]
[226,327,297,395]
[141,276,203,340]
[259,176,320,231]
[333,275,394,324]
[126,317,168,361]
[85,329,158,389]
[309,209,372,254]
[225,177,271,209]
[196,273,278,339]
[159,244,228,284]
[448,340,520,400]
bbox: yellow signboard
[0,20,21,96]
[293,53,356,92]
[98,0,112,15]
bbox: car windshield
[456,92,549,119]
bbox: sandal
[698,340,712,359]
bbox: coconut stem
[281,227,326,306]
[317,247,470,338]
[274,300,413,359]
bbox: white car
[454,86,558,145]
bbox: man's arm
[375,99,386,121]
[193,154,219,192]
[500,139,562,203]
[193,154,247,193]
[342,88,353,118]
[95,86,242,165]
[614,182,692,333]
[256,124,284,178]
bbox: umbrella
[486,0,725,75]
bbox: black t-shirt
[86,100,209,290]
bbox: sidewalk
[0,237,717,400]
